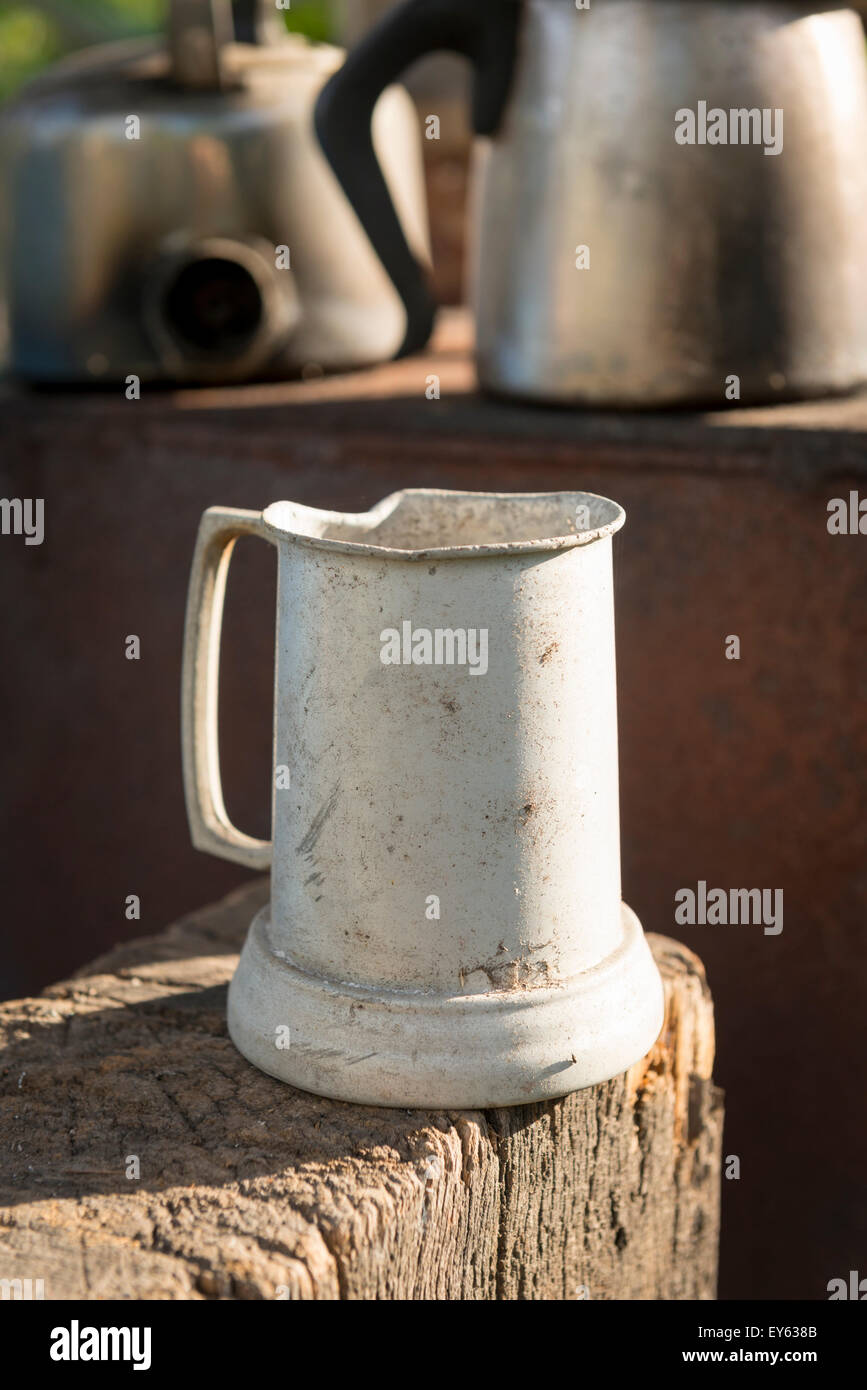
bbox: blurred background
[0,0,471,307]
[0,1,331,101]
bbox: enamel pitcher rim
[263,488,625,560]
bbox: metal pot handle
[168,1,280,87]
[314,0,522,357]
[168,0,234,89]
[181,506,276,869]
[231,0,283,46]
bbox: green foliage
[0,8,60,98]
[0,1,333,101]
[283,2,332,44]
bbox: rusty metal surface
[0,323,865,1298]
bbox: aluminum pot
[0,0,428,384]
[181,488,664,1108]
[316,0,867,406]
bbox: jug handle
[181,506,275,870]
[314,0,522,357]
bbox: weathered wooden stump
[0,879,722,1299]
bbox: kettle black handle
[315,0,522,358]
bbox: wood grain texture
[0,879,722,1300]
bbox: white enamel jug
[181,489,663,1107]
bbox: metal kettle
[317,0,867,407]
[0,0,429,385]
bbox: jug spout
[263,488,625,557]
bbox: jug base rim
[226,902,665,1109]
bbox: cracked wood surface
[0,879,722,1300]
